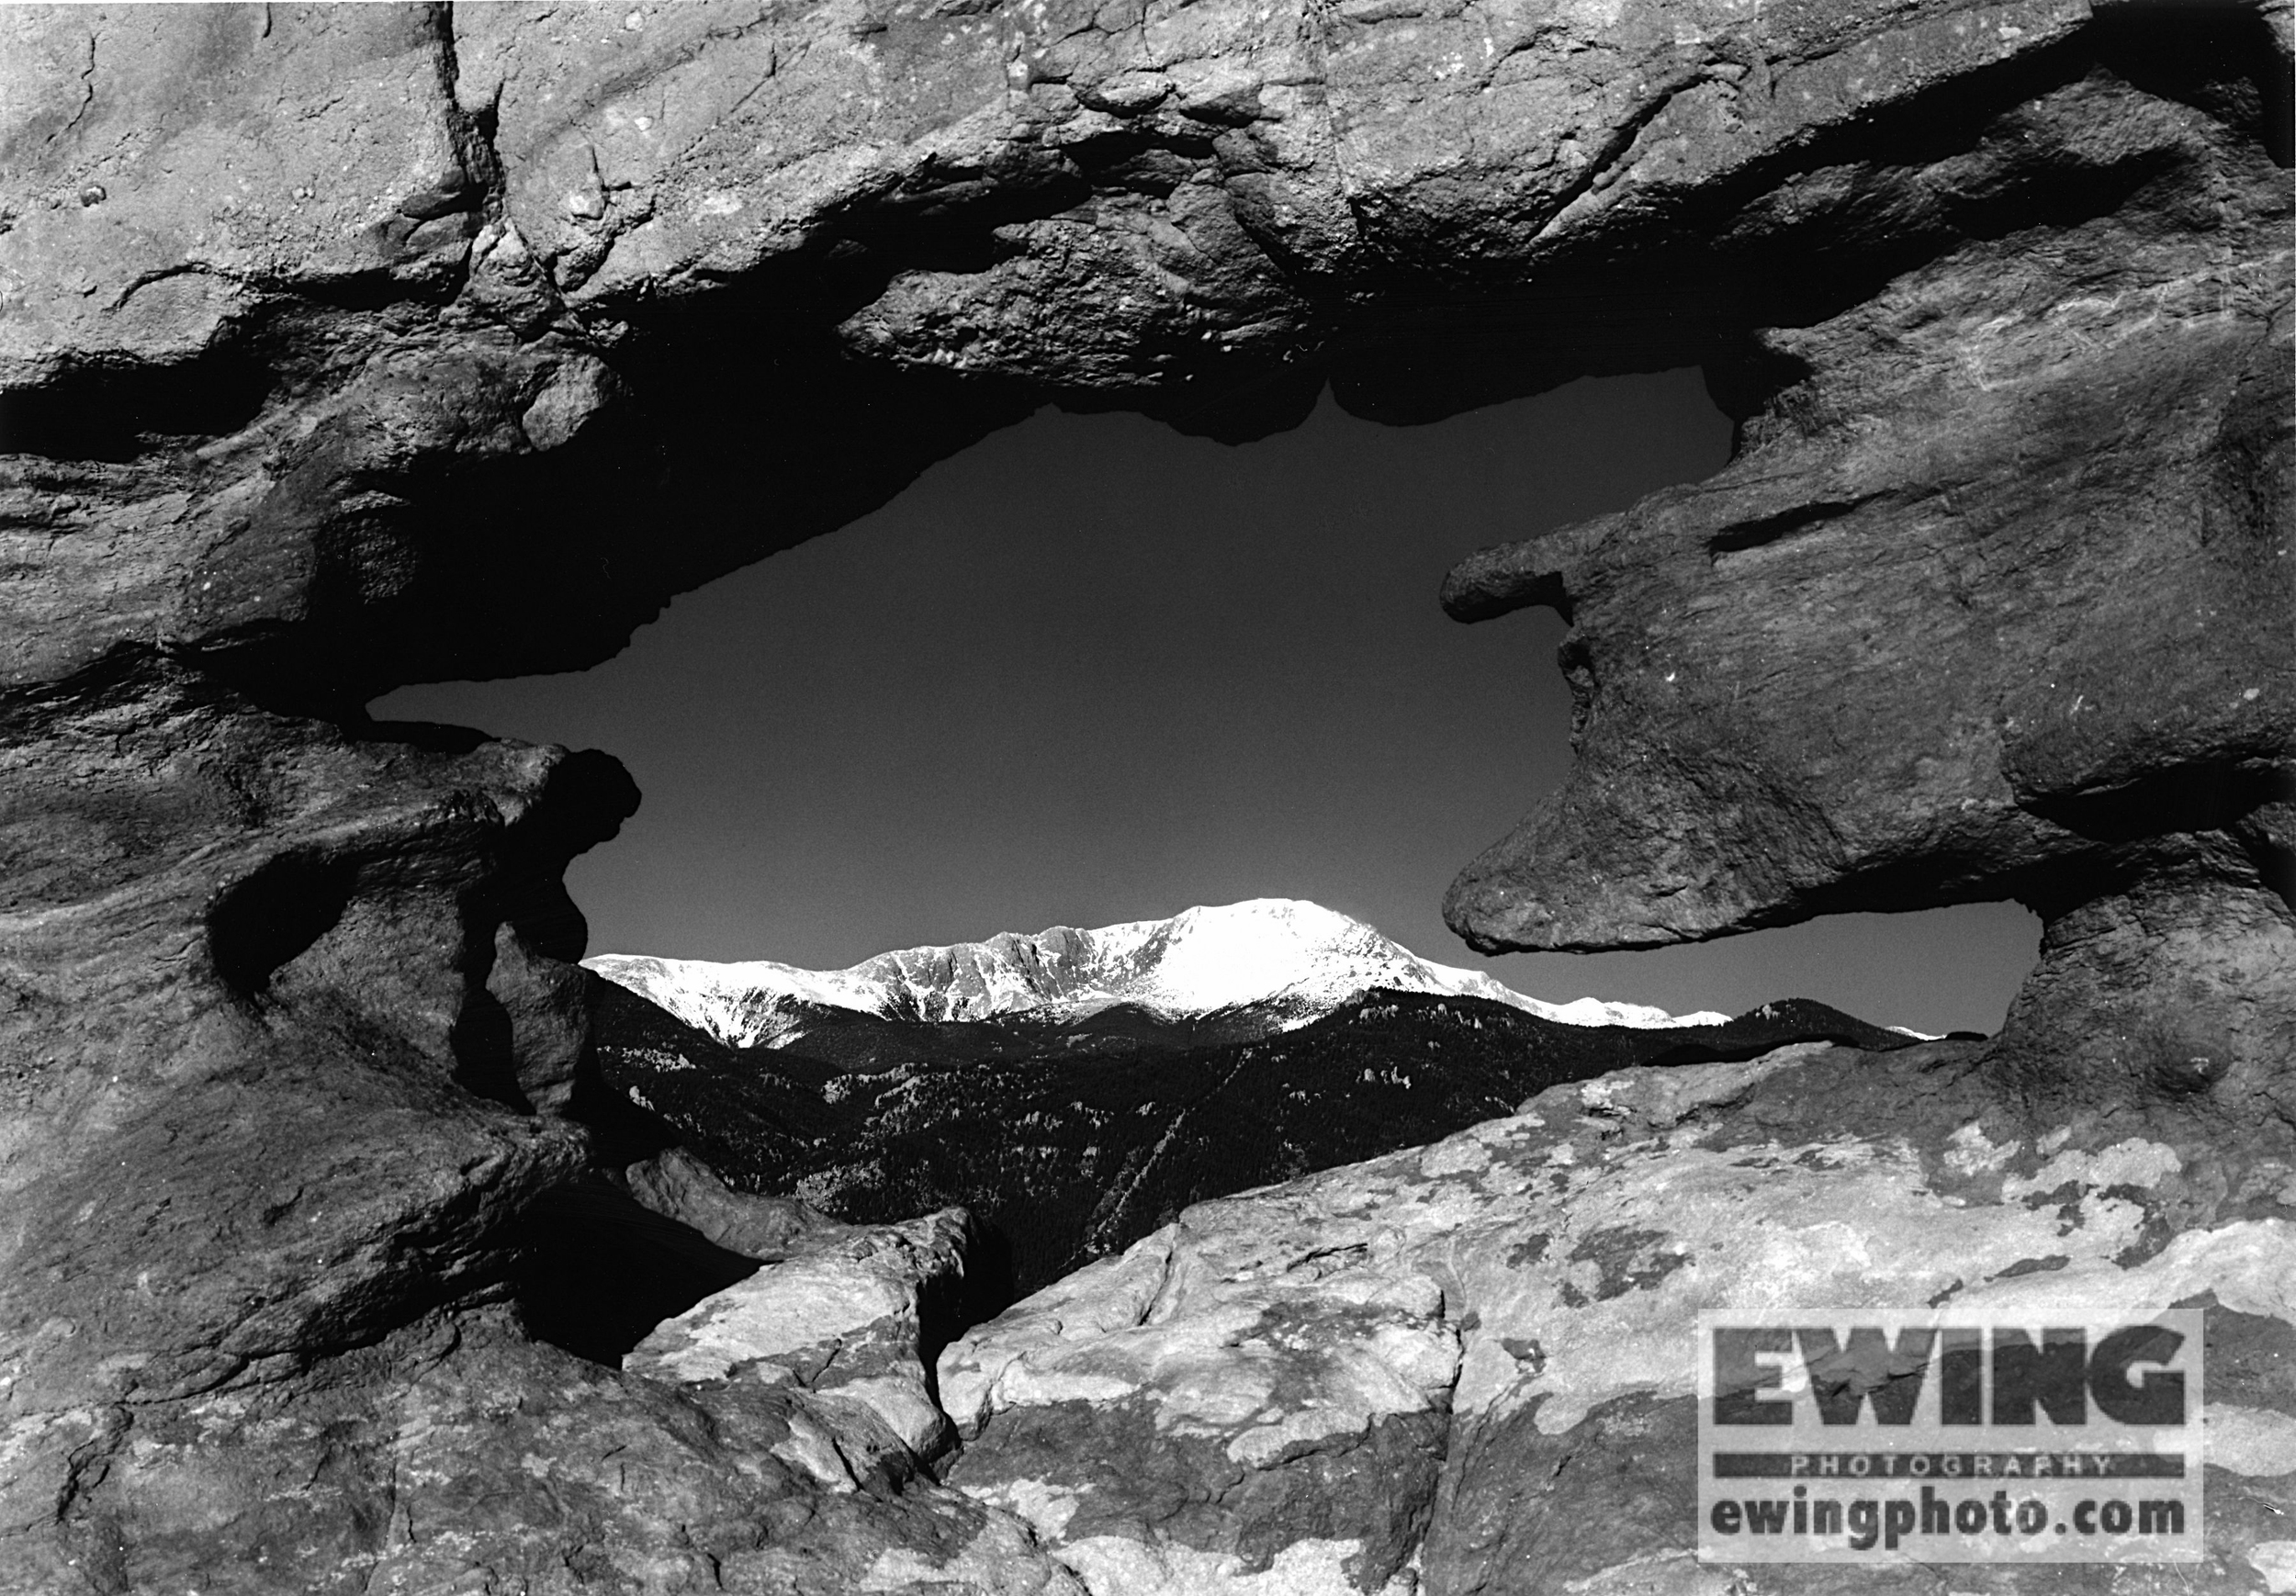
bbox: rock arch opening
[375,370,2047,1326]
[373,369,2042,1039]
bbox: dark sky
[374,369,2039,1034]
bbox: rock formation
[940,1043,2296,1592]
[0,0,2289,1590]
[1434,13,2295,1115]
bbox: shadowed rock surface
[0,0,2289,1590]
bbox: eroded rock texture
[0,0,2290,1590]
[940,1044,2296,1593]
[1435,12,2295,1112]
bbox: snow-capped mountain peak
[584,897,1728,1049]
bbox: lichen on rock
[939,1043,2296,1592]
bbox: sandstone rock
[8,2,2283,703]
[629,1194,971,1479]
[619,1146,982,1477]
[0,676,633,1405]
[621,1143,866,1263]
[0,671,658,1590]
[49,1306,1082,1596]
[0,5,478,384]
[940,1043,2296,1593]
[1436,46,2294,1104]
[0,0,2289,1587]
[940,1221,1456,1594]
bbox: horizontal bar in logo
[1714,1453,2186,1479]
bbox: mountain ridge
[586,897,1737,1051]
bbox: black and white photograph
[0,0,2289,1590]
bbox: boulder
[940,1043,2296,1592]
[625,1149,975,1478]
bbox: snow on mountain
[585,898,1730,1050]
